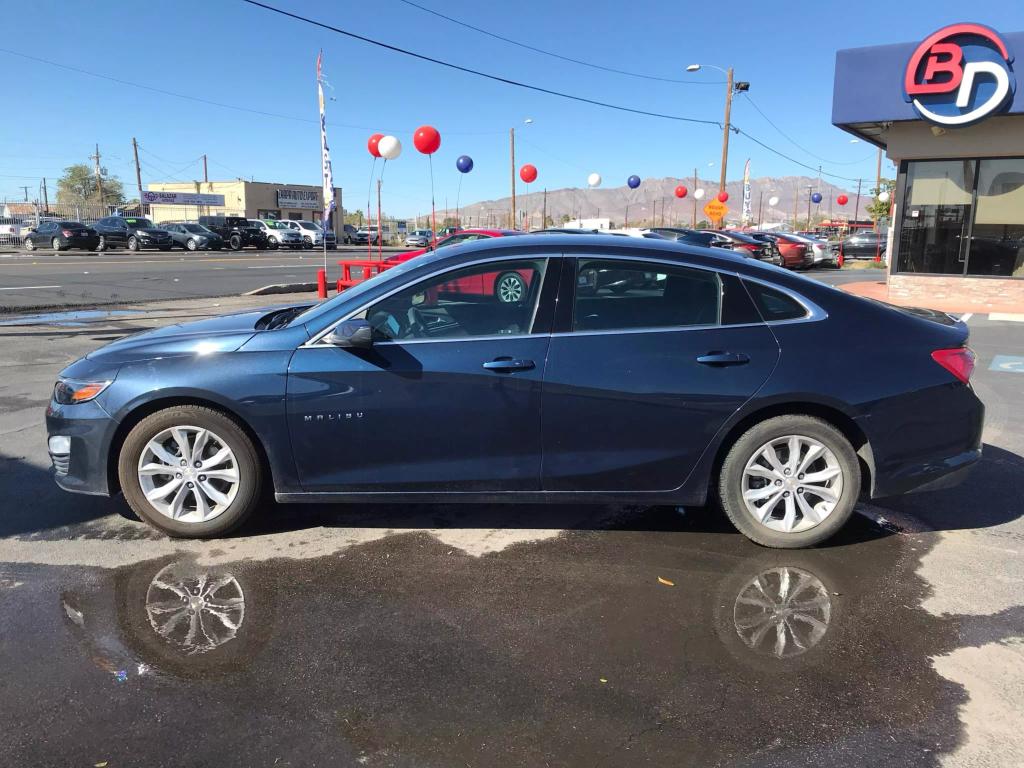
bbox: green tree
[56,164,125,206]
[867,178,896,223]
[559,213,571,224]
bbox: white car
[404,229,433,247]
[281,220,337,249]
[0,217,24,245]
[254,219,304,250]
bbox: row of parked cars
[18,215,341,252]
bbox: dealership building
[144,180,343,236]
[833,23,1024,307]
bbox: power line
[731,127,862,182]
[739,94,876,166]
[394,0,724,85]
[239,0,723,127]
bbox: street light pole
[719,67,734,196]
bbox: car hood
[83,308,272,365]
[136,228,170,236]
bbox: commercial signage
[277,188,321,210]
[142,190,225,206]
[904,23,1016,126]
[703,200,728,222]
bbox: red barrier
[316,268,327,299]
[336,259,394,292]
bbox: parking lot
[0,293,1021,766]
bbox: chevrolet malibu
[46,235,983,547]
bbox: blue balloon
[456,155,474,173]
[811,192,823,204]
[627,175,641,189]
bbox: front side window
[573,259,722,331]
[364,258,547,341]
[970,158,1024,277]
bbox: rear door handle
[696,351,750,366]
[483,358,536,372]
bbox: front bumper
[45,398,119,496]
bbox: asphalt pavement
[0,294,1021,766]
[0,244,874,311]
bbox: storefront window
[897,160,974,275]
[969,159,1024,277]
[258,209,281,220]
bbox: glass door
[897,160,975,274]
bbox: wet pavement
[1,298,1022,766]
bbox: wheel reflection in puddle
[145,563,245,655]
[732,566,831,659]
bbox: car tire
[494,271,528,304]
[96,235,106,252]
[118,405,263,539]
[229,234,243,251]
[128,236,139,252]
[267,237,279,250]
[186,238,197,251]
[52,237,66,251]
[303,236,312,248]
[24,237,35,251]
[717,415,860,549]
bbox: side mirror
[324,319,373,349]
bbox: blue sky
[2,0,1023,216]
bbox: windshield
[265,220,289,229]
[290,257,425,327]
[183,224,209,234]
[298,221,319,231]
[124,218,155,228]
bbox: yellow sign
[703,200,729,222]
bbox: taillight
[62,229,73,237]
[739,243,758,252]
[931,347,976,383]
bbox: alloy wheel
[732,565,832,658]
[186,238,197,251]
[144,562,246,655]
[496,273,526,303]
[137,426,240,523]
[740,434,844,534]
[51,237,61,251]
[24,238,34,251]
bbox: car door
[287,255,559,492]
[31,221,52,246]
[541,256,780,492]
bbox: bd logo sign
[904,23,1015,126]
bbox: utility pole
[757,190,764,228]
[805,184,814,230]
[792,182,800,229]
[202,154,208,183]
[132,137,143,205]
[719,67,734,195]
[42,178,49,211]
[874,147,883,232]
[509,127,516,230]
[90,143,105,205]
[542,187,547,228]
[853,178,863,224]
[19,186,29,202]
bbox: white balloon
[693,188,705,200]
[768,195,780,207]
[378,135,402,160]
[877,190,890,203]
[587,172,602,188]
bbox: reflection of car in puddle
[61,557,270,680]
[730,565,831,659]
[144,563,246,656]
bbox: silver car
[784,233,838,268]
[256,219,304,250]
[404,229,433,247]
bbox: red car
[386,228,531,303]
[749,232,812,269]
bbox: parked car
[784,233,839,268]
[749,232,812,270]
[649,227,735,250]
[438,226,463,238]
[839,231,886,261]
[197,216,269,251]
[93,216,173,251]
[280,219,337,249]
[404,229,433,247]
[46,234,983,548]
[22,220,99,251]
[0,216,24,244]
[353,226,379,246]
[384,228,520,266]
[711,230,783,265]
[341,224,358,244]
[161,222,224,251]
[253,219,304,250]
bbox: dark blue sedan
[45,235,983,547]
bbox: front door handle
[483,358,536,372]
[696,351,750,366]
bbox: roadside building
[833,24,1024,307]
[145,180,343,238]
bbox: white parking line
[0,284,61,291]
[959,313,973,323]
[989,312,1024,323]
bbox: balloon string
[428,153,437,246]
[367,156,377,212]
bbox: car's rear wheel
[52,237,65,251]
[128,236,139,251]
[718,415,860,548]
[96,235,106,251]
[495,271,527,303]
[118,406,262,538]
[229,234,243,250]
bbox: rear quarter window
[744,281,808,322]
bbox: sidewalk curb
[244,282,318,296]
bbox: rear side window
[744,281,808,322]
[573,259,721,331]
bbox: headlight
[53,378,111,404]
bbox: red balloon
[674,185,688,199]
[717,191,729,203]
[367,133,384,158]
[413,125,441,155]
[837,194,849,206]
[519,164,538,183]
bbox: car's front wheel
[186,238,197,251]
[718,415,860,548]
[24,237,35,251]
[118,405,263,538]
[128,236,139,251]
